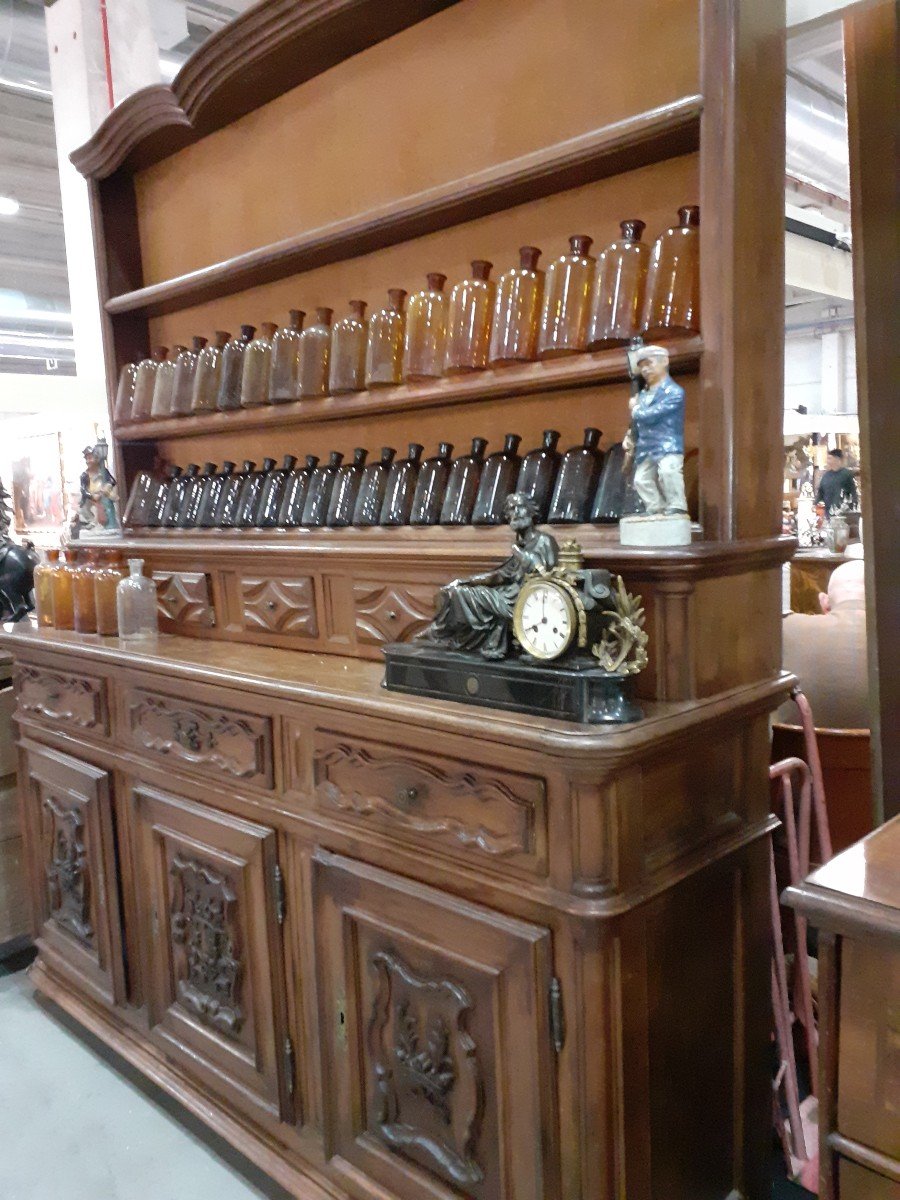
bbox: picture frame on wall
[11,431,65,533]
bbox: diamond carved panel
[153,571,215,627]
[241,577,318,637]
[353,582,435,646]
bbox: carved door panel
[20,741,125,1007]
[153,571,215,628]
[132,784,291,1126]
[352,580,436,647]
[314,849,557,1200]
[240,576,318,638]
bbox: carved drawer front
[21,741,125,1007]
[240,575,318,638]
[310,729,547,874]
[15,664,108,737]
[126,688,274,789]
[352,580,436,647]
[153,570,215,627]
[133,784,293,1127]
[314,851,556,1200]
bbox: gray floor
[0,965,291,1200]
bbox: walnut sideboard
[1,622,787,1199]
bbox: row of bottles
[114,207,699,422]
[124,429,640,532]
[34,549,158,640]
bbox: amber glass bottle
[472,434,522,525]
[131,347,168,420]
[410,442,453,525]
[489,246,543,366]
[516,429,562,520]
[587,220,649,349]
[73,551,98,633]
[113,362,138,423]
[149,344,184,418]
[642,205,700,339]
[269,310,305,402]
[538,235,595,357]
[94,552,126,636]
[33,549,58,627]
[444,260,495,373]
[298,308,333,398]
[217,325,256,411]
[240,322,278,407]
[440,437,488,525]
[170,336,208,416]
[191,330,231,413]
[366,289,407,387]
[51,550,75,630]
[548,428,605,523]
[329,301,368,394]
[403,274,448,382]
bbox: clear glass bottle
[642,205,700,339]
[197,461,235,528]
[548,428,605,523]
[162,463,199,527]
[327,448,368,527]
[149,343,184,419]
[117,559,158,643]
[33,549,58,628]
[131,347,168,421]
[440,437,488,525]
[516,429,562,520]
[147,465,181,527]
[587,220,649,350]
[72,551,98,633]
[214,460,255,527]
[380,443,424,526]
[444,260,495,374]
[352,447,396,526]
[94,552,126,636]
[170,336,208,416]
[113,361,138,423]
[329,301,368,394]
[538,235,595,358]
[217,325,256,411]
[51,549,75,630]
[240,322,278,408]
[489,246,544,366]
[301,451,343,526]
[278,455,319,527]
[178,461,216,528]
[191,330,231,413]
[257,455,298,527]
[403,273,448,382]
[365,289,407,387]
[410,442,453,525]
[269,309,305,403]
[472,433,522,525]
[235,457,276,527]
[298,307,333,398]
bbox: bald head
[820,560,866,614]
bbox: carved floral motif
[16,665,106,732]
[43,794,93,944]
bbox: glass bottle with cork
[329,301,368,394]
[170,336,208,416]
[217,326,256,411]
[240,322,279,407]
[269,310,305,403]
[33,549,59,628]
[366,289,407,387]
[94,551,126,636]
[538,235,595,357]
[149,343,185,418]
[587,220,649,349]
[403,274,448,382]
[131,347,168,421]
[489,246,544,365]
[51,549,75,630]
[642,205,700,339]
[73,550,99,633]
[191,331,231,413]
[298,308,333,398]
[444,260,495,373]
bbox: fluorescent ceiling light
[0,196,20,217]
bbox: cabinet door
[20,740,125,1007]
[314,849,557,1200]
[132,784,291,1125]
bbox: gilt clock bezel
[512,578,578,661]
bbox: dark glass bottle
[352,447,396,527]
[410,442,453,525]
[215,460,255,527]
[278,455,319,527]
[548,428,604,523]
[197,461,235,528]
[516,430,562,520]
[327,448,368,527]
[440,437,488,525]
[216,325,256,411]
[380,443,424,526]
[123,467,162,527]
[147,465,181,527]
[472,434,522,525]
[590,441,632,523]
[236,457,276,527]
[162,463,199,527]
[301,451,343,526]
[178,461,216,527]
[257,455,298,527]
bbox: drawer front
[15,664,108,737]
[308,727,547,874]
[125,688,274,789]
[838,1159,898,1200]
[241,575,318,638]
[352,580,435,647]
[153,570,215,627]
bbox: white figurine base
[619,513,692,547]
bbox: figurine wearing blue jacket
[623,345,688,515]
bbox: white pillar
[820,328,845,414]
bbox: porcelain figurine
[623,344,687,515]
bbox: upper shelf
[70,0,461,180]
[103,97,703,319]
[115,335,702,442]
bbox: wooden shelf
[116,335,702,442]
[103,97,702,318]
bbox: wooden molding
[103,97,702,318]
[70,0,460,180]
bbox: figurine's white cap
[634,344,670,363]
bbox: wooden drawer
[124,687,275,789]
[15,663,108,737]
[240,575,318,639]
[838,1159,898,1200]
[352,579,435,648]
[153,570,215,628]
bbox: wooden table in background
[791,549,854,614]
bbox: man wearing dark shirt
[816,448,858,513]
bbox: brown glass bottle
[538,235,595,358]
[327,448,368,527]
[380,443,424,526]
[642,205,700,339]
[444,260,495,374]
[197,461,235,527]
[489,247,543,366]
[215,460,255,527]
[587,220,649,349]
[278,456,319,527]
[547,428,605,523]
[440,438,488,525]
[240,322,278,408]
[33,549,58,627]
[73,551,98,633]
[113,362,138,423]
[149,344,184,418]
[410,442,453,525]
[257,455,298,527]
[329,301,368,394]
[352,447,395,526]
[301,452,343,526]
[51,550,75,630]
[516,430,562,520]
[163,463,199,527]
[269,310,305,403]
[147,465,181,527]
[178,461,216,527]
[191,330,231,413]
[298,308,333,398]
[170,336,208,416]
[472,434,522,525]
[403,274,448,382]
[235,458,276,527]
[217,325,256,411]
[94,552,126,636]
[131,347,168,420]
[366,289,407,387]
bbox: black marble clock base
[383,643,643,724]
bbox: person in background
[816,448,858,514]
[777,559,869,729]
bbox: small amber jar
[444,260,495,374]
[170,336,208,416]
[149,344,184,418]
[587,220,649,349]
[94,552,127,636]
[269,310,305,403]
[365,289,407,388]
[489,246,543,366]
[329,301,368,394]
[131,347,168,421]
[240,322,278,408]
[51,550,75,630]
[538,235,595,358]
[642,205,700,339]
[73,551,98,633]
[403,274,448,382]
[191,330,231,413]
[33,549,58,627]
[298,307,333,398]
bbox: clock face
[514,581,576,660]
